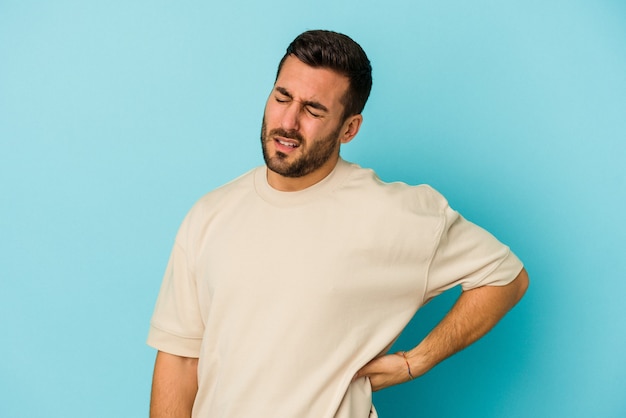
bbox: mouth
[274,137,301,153]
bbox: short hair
[276,30,372,120]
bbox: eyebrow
[275,86,329,113]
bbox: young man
[148,30,529,417]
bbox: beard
[260,118,342,178]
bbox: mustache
[269,128,305,143]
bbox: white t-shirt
[148,159,523,417]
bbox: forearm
[406,268,529,376]
[150,351,199,418]
[356,268,529,391]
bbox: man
[148,30,529,417]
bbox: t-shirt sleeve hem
[460,249,524,291]
[146,325,202,358]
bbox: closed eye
[274,87,292,104]
[273,86,328,118]
[305,107,322,118]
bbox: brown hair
[276,30,373,120]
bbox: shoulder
[341,161,450,215]
[176,167,258,237]
[190,167,257,212]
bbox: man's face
[261,56,351,189]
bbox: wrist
[397,351,415,381]
[403,348,433,379]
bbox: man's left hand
[355,352,415,392]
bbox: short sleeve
[424,205,523,303]
[147,221,204,358]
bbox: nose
[280,102,300,131]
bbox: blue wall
[1,1,624,417]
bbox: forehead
[275,56,349,111]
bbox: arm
[356,268,529,391]
[150,351,199,418]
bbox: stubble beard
[260,118,342,178]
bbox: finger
[356,357,393,381]
[353,366,369,380]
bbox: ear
[339,114,363,144]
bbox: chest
[193,198,442,313]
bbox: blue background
[1,1,625,417]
